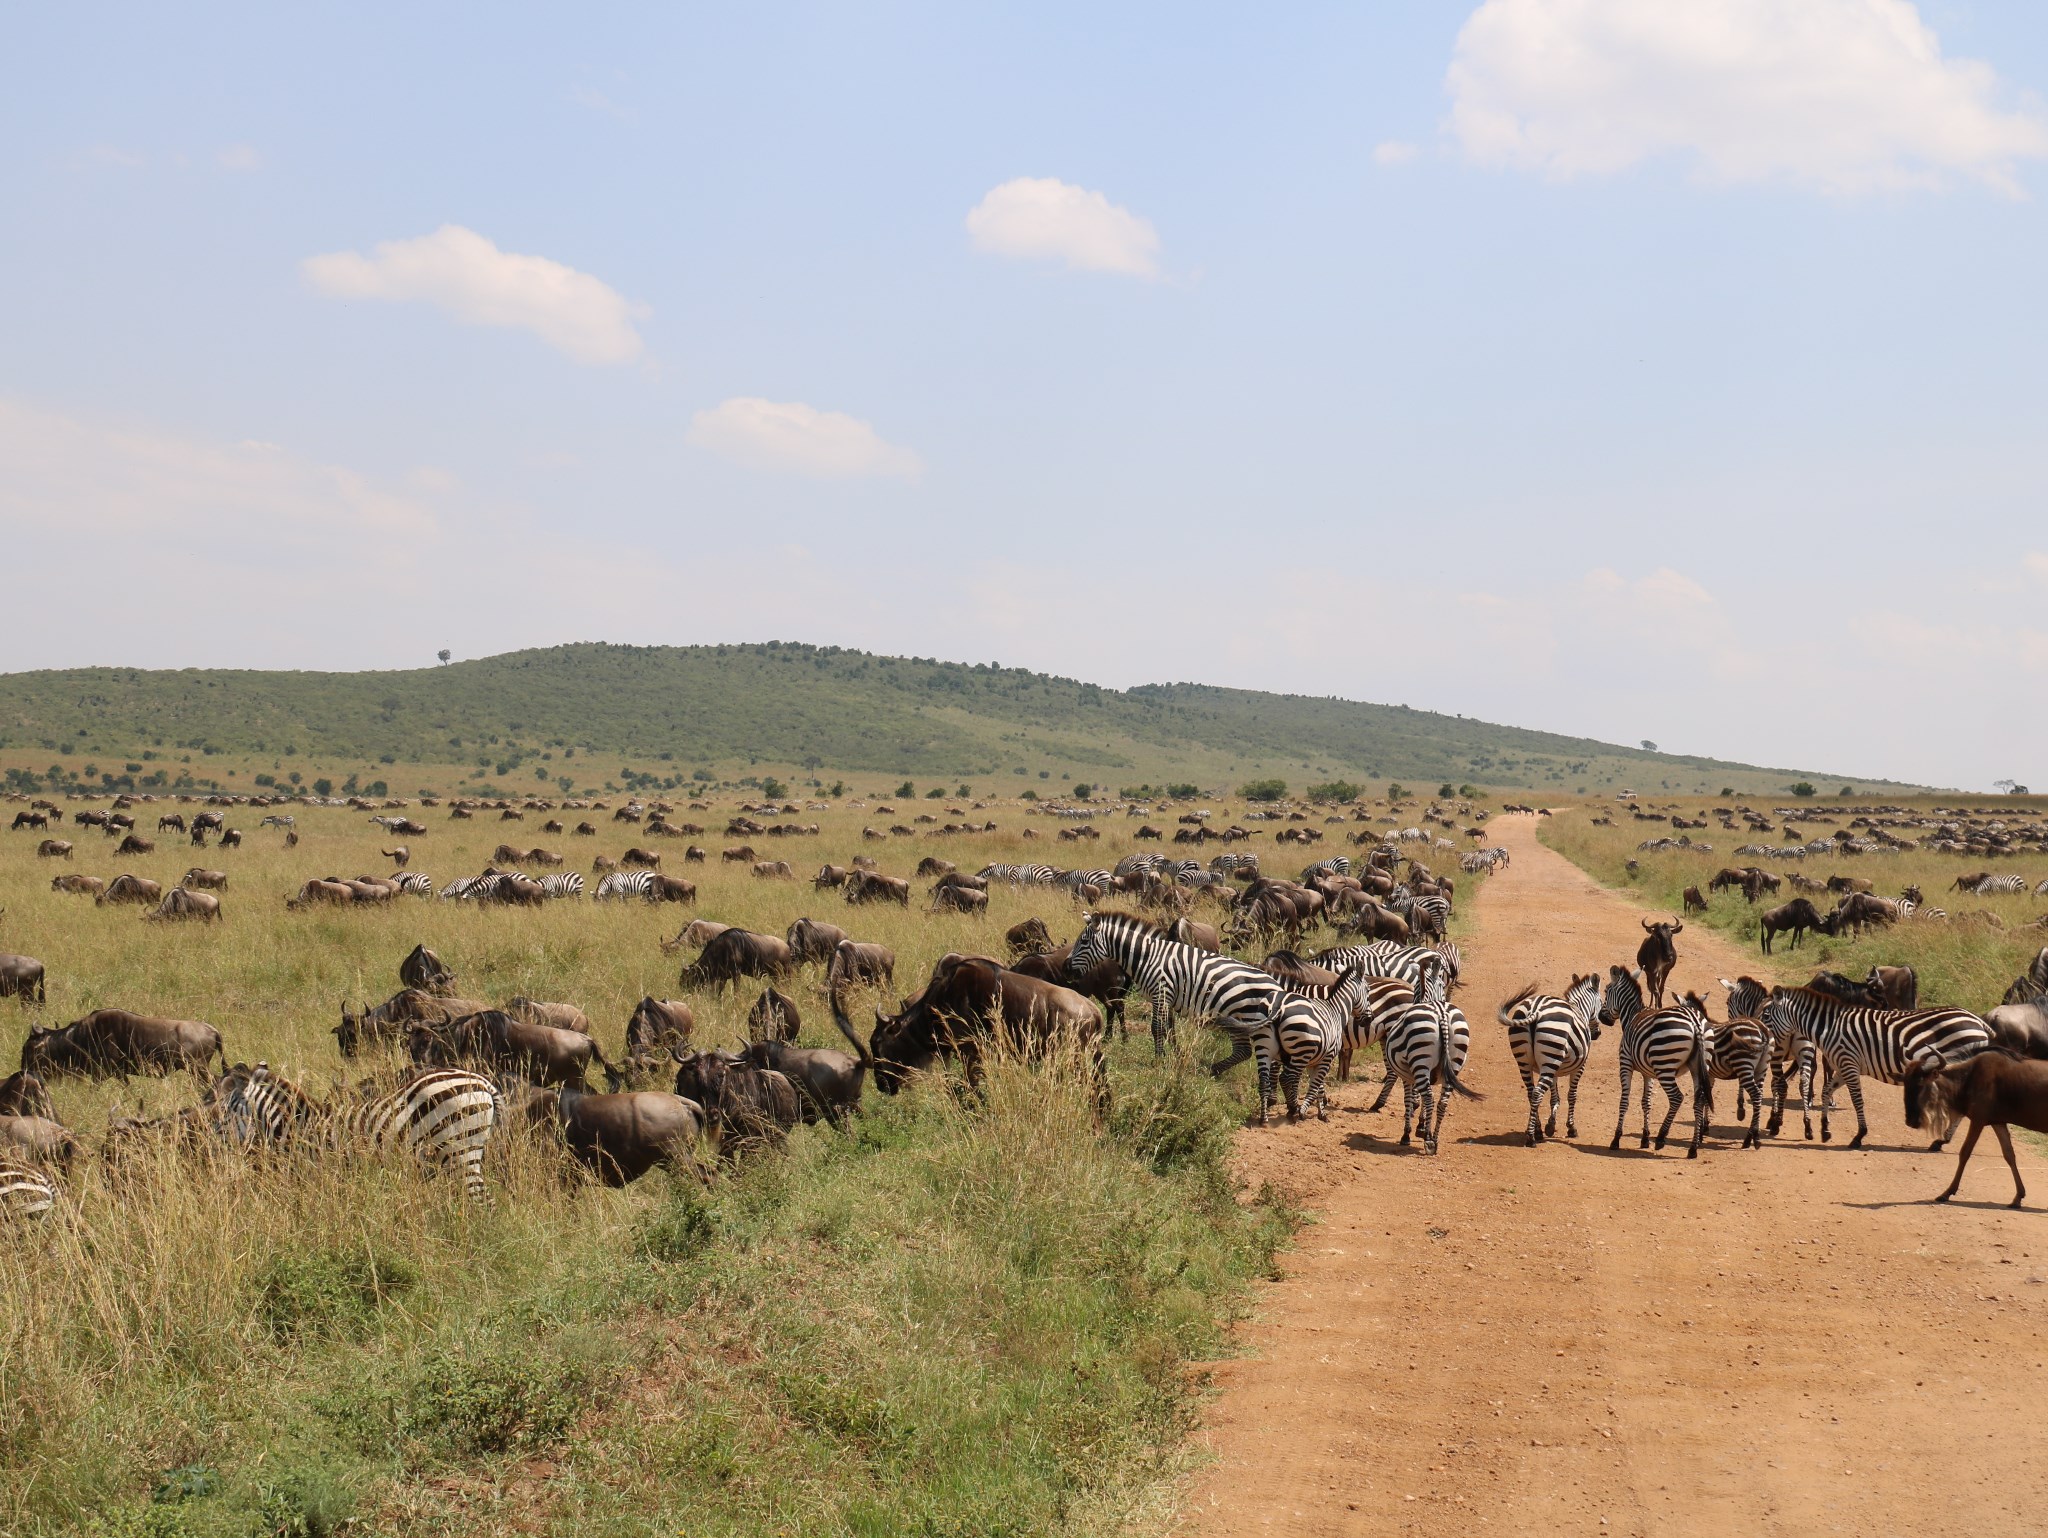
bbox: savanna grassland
[1539,796,2048,1008]
[0,788,1485,1538]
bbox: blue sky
[3,2,2046,789]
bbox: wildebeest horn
[1641,918,1654,932]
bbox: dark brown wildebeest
[621,847,662,869]
[525,847,565,868]
[1759,898,1826,954]
[859,953,1104,1098]
[399,943,457,996]
[1707,867,1753,897]
[786,917,850,966]
[335,989,492,1056]
[1006,917,1055,958]
[721,845,755,864]
[1169,917,1223,952]
[1985,1000,2048,1059]
[0,954,47,1005]
[678,928,795,992]
[739,1036,866,1126]
[180,867,228,890]
[1636,918,1682,1005]
[1682,885,1709,916]
[825,939,895,992]
[504,996,593,1035]
[931,884,988,915]
[574,821,598,836]
[625,997,695,1067]
[1905,1051,2048,1207]
[1949,871,1992,894]
[916,856,957,878]
[0,1070,56,1119]
[845,870,911,906]
[37,839,73,860]
[591,854,618,873]
[670,1050,802,1152]
[814,864,849,888]
[98,874,162,908]
[1827,874,1875,895]
[524,1081,705,1185]
[10,811,49,832]
[22,1009,224,1082]
[746,987,802,1042]
[1006,945,1129,1037]
[158,814,186,834]
[221,829,242,848]
[409,1010,611,1088]
[542,820,564,835]
[114,834,154,856]
[492,842,527,865]
[144,888,221,922]
[51,873,104,897]
[2000,947,2048,1007]
[1829,892,1898,938]
[644,874,697,904]
[1865,965,1918,1010]
[683,845,708,864]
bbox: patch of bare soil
[1174,812,2048,1537]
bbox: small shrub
[1238,778,1287,803]
[635,1186,718,1262]
[1791,781,1817,798]
[253,1246,416,1341]
[896,781,915,797]
[252,1465,354,1538]
[1305,780,1361,804]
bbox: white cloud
[1373,140,1420,166]
[300,225,648,364]
[217,143,263,172]
[687,398,922,480]
[1447,0,2048,194]
[2025,551,2048,585]
[966,177,1162,277]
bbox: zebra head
[1565,973,1602,1038]
[1598,966,1644,1028]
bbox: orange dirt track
[1173,812,2048,1538]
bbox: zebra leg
[1840,1062,1869,1150]
[1399,1073,1418,1146]
[1545,1076,1564,1139]
[1304,1052,1336,1121]
[1744,1060,1764,1149]
[1563,1064,1585,1139]
[1640,1070,1655,1149]
[1653,1073,1682,1150]
[1525,1069,1546,1146]
[1152,987,1174,1057]
[1369,1061,1399,1113]
[1800,1047,1816,1141]
[1431,1074,1454,1156]
[1766,1060,1787,1139]
[1280,1055,1304,1123]
[1416,1069,1437,1153]
[1207,1039,1252,1078]
[1610,1060,1633,1151]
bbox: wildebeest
[97,874,162,907]
[2000,947,2048,1007]
[751,859,795,880]
[916,856,957,878]
[1905,1051,2048,1207]
[678,928,795,992]
[504,996,593,1035]
[645,875,698,904]
[1865,964,1918,1010]
[661,918,730,955]
[746,988,802,1042]
[36,839,72,860]
[1168,917,1223,952]
[158,814,186,834]
[845,870,911,906]
[50,874,104,897]
[859,953,1104,1097]
[10,811,49,832]
[1830,892,1899,937]
[1682,885,1708,916]
[114,834,154,856]
[409,1010,612,1088]
[621,847,662,869]
[523,1081,705,1185]
[813,864,849,888]
[720,845,755,864]
[0,955,47,1005]
[144,888,221,922]
[786,917,850,966]
[1004,945,1129,1036]
[740,1034,867,1125]
[335,989,489,1057]
[383,846,410,867]
[931,884,988,914]
[287,878,357,910]
[625,997,695,1066]
[22,1010,225,1081]
[1636,918,1682,1005]
[824,939,896,992]
[0,1070,56,1119]
[1005,917,1055,958]
[671,1050,802,1152]
[1984,999,2048,1059]
[399,943,457,996]
[1759,898,1826,954]
[0,1113,75,1171]
[180,867,228,890]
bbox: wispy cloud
[301,225,649,365]
[966,177,1162,277]
[217,143,263,172]
[687,398,922,480]
[1373,140,1420,166]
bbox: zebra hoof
[1687,1146,1699,1159]
[1820,1128,1832,1143]
[1608,1137,1621,1151]
[1565,1123,1578,1138]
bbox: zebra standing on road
[1376,958,1479,1155]
[1600,968,1715,1158]
[1265,965,1379,1124]
[1068,911,1286,1089]
[205,1062,500,1202]
[1759,987,1990,1149]
[1497,972,1602,1145]
[1721,974,1820,1139]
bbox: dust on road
[1174,812,2048,1538]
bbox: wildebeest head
[1902,1052,1958,1141]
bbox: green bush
[252,1246,416,1341]
[1305,780,1361,804]
[1239,779,1287,803]
[1791,781,1817,797]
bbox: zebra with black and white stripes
[205,1062,500,1202]
[1599,968,1714,1158]
[1336,974,1419,1083]
[594,871,657,902]
[1068,911,1286,1088]
[538,872,584,900]
[1,1165,56,1219]
[1497,972,1601,1145]
[393,871,433,896]
[1971,874,2029,895]
[1265,965,1380,1123]
[1759,986,1989,1149]
[1721,974,1821,1140]
[978,863,1061,886]
[1377,959,1479,1154]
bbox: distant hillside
[0,642,1919,795]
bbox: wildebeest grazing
[409,1010,612,1089]
[399,943,458,996]
[1905,1051,2048,1208]
[678,928,795,992]
[22,1010,225,1082]
[745,987,802,1042]
[97,874,162,907]
[0,954,47,1005]
[1759,898,1826,954]
[523,1081,705,1185]
[143,888,222,922]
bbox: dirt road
[1174,812,2048,1538]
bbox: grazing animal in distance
[22,1009,225,1082]
[746,987,802,1043]
[0,955,47,1005]
[383,846,410,867]
[1759,898,1827,954]
[1681,886,1708,916]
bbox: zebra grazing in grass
[1068,911,1285,1090]
[594,871,657,902]
[393,871,433,896]
[1599,968,1715,1158]
[1,1165,56,1219]
[1265,966,1380,1124]
[1721,975,1821,1140]
[1498,973,1602,1145]
[1376,959,1479,1154]
[538,872,584,900]
[978,863,1060,886]
[1972,874,2029,895]
[204,1063,500,1202]
[1759,987,1989,1150]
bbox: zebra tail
[1439,1010,1484,1100]
[1693,1026,1715,1117]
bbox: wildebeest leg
[1935,1119,1987,1203]
[1610,1059,1634,1151]
[1653,1072,1683,1150]
[1994,1123,2026,1208]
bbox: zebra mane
[1085,908,1167,936]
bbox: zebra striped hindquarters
[1761,987,1989,1150]
[1720,975,1819,1141]
[1600,969,1715,1158]
[1,1165,57,1220]
[1379,960,1480,1155]
[1498,973,1601,1145]
[1266,967,1380,1125]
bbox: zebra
[538,872,584,900]
[1759,987,1989,1149]
[1300,856,1352,881]
[1335,974,1419,1083]
[1376,959,1478,1154]
[1497,973,1602,1144]
[1599,968,1714,1158]
[1060,868,1113,895]
[1972,874,2029,895]
[1720,974,1822,1138]
[594,871,657,901]
[978,863,1061,886]
[1316,940,1461,991]
[1068,911,1287,1091]
[205,1062,500,1202]
[438,874,484,900]
[1,1165,56,1219]
[1208,852,1258,878]
[393,871,433,896]
[1263,965,1383,1123]
[1704,1013,1769,1149]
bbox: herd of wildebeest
[6,786,2048,1219]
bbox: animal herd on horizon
[5,784,2048,1222]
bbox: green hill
[0,641,1920,795]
